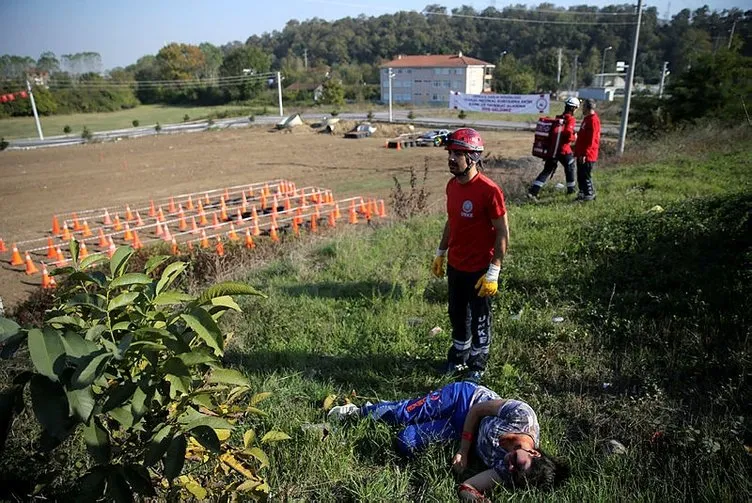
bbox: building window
[452,81,462,89]
[434,68,441,75]
[455,68,464,75]
[442,80,451,88]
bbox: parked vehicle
[417,129,450,147]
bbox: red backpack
[532,117,564,159]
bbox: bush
[207,118,215,127]
[262,106,268,115]
[132,120,139,127]
[458,110,467,119]
[390,158,431,219]
[155,122,162,133]
[367,110,374,120]
[0,137,8,151]
[183,114,190,122]
[248,115,255,123]
[63,125,71,134]
[407,110,415,120]
[0,243,282,500]
[330,110,339,117]
[81,126,92,141]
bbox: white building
[380,53,494,106]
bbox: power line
[493,7,638,17]
[423,10,638,26]
[45,74,277,89]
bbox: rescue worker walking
[527,97,580,200]
[431,128,510,381]
[575,99,601,201]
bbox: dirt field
[0,125,536,308]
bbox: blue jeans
[361,381,477,455]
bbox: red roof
[380,54,493,68]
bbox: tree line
[0,3,750,120]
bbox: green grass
[2,128,750,501]
[0,104,259,139]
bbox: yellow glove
[431,249,447,278]
[475,264,501,297]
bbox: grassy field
[0,104,258,139]
[1,127,750,500]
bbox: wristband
[461,431,473,442]
[485,263,501,282]
[436,248,447,257]
[458,483,484,498]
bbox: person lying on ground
[328,381,570,499]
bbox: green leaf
[261,430,291,444]
[67,293,107,311]
[156,261,187,295]
[237,479,262,492]
[66,386,95,422]
[177,349,217,367]
[109,405,134,429]
[71,350,110,389]
[30,375,70,440]
[251,392,273,406]
[110,273,151,289]
[0,317,21,345]
[69,238,80,266]
[78,467,107,501]
[144,424,173,466]
[86,324,107,341]
[209,295,242,312]
[111,321,131,332]
[80,253,108,271]
[123,464,156,497]
[130,384,152,421]
[189,425,221,453]
[177,407,232,431]
[28,328,66,381]
[243,429,256,449]
[190,393,214,409]
[181,309,223,356]
[67,271,103,285]
[106,468,134,503]
[164,434,187,480]
[62,331,100,358]
[244,446,270,469]
[0,333,26,359]
[108,291,140,312]
[163,358,192,398]
[246,406,267,417]
[46,316,86,329]
[144,254,170,276]
[109,246,134,278]
[103,382,137,413]
[83,419,111,464]
[207,368,250,387]
[152,291,196,306]
[196,281,266,305]
[50,265,75,276]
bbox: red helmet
[445,128,484,152]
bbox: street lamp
[500,50,508,65]
[387,67,396,123]
[601,46,613,87]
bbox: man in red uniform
[527,97,580,200]
[431,128,510,381]
[574,99,601,201]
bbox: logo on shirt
[461,200,473,218]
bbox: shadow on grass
[280,280,403,300]
[562,191,752,412]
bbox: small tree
[407,110,415,120]
[458,110,467,119]
[155,122,162,133]
[63,125,72,134]
[367,110,374,120]
[183,114,190,122]
[81,126,93,141]
[321,79,345,106]
[132,120,139,127]
[0,137,8,151]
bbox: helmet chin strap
[450,153,475,177]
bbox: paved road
[5,110,619,150]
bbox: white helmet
[565,97,580,108]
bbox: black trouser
[529,154,576,195]
[576,160,596,198]
[446,265,492,371]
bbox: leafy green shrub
[183,114,190,122]
[81,126,93,141]
[155,122,162,133]
[261,106,269,115]
[407,110,415,120]
[132,120,139,127]
[248,115,255,123]
[367,110,374,120]
[458,110,467,119]
[330,110,339,117]
[207,118,215,127]
[0,137,8,151]
[63,125,72,134]
[0,242,283,500]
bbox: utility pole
[617,0,643,156]
[601,46,613,87]
[304,48,308,70]
[387,67,394,123]
[26,79,44,140]
[658,61,669,98]
[728,20,737,50]
[572,55,578,91]
[276,72,283,117]
[557,48,562,85]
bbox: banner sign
[449,91,550,114]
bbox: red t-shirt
[574,112,601,161]
[446,173,506,272]
[557,113,577,156]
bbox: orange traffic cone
[41,263,51,289]
[204,192,210,205]
[186,195,194,211]
[200,230,209,249]
[157,207,165,223]
[248,186,255,198]
[136,211,145,227]
[241,192,248,213]
[295,207,303,226]
[178,207,187,231]
[198,204,208,226]
[310,214,318,233]
[171,238,179,256]
[125,205,134,221]
[228,223,239,241]
[82,220,93,237]
[188,241,194,252]
[149,200,156,217]
[215,237,225,257]
[103,208,112,226]
[292,217,300,236]
[10,244,24,266]
[359,198,367,215]
[123,223,133,242]
[220,204,228,222]
[191,216,199,234]
[169,197,176,214]
[252,218,260,237]
[299,192,306,207]
[163,224,173,242]
[334,203,342,220]
[48,274,58,290]
[52,215,61,235]
[79,241,89,259]
[46,237,56,258]
[378,199,386,217]
[24,252,39,275]
[284,196,291,212]
[132,231,143,250]
[270,225,280,243]
[224,188,230,201]
[113,214,123,231]
[62,222,72,241]
[72,212,82,231]
[349,205,358,224]
[0,238,5,253]
[244,229,255,249]
[212,212,220,229]
[328,212,336,228]
[107,237,116,258]
[155,221,163,237]
[55,246,67,266]
[97,228,108,248]
[236,208,244,223]
[263,183,270,197]
[261,193,267,211]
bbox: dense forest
[0,3,750,117]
